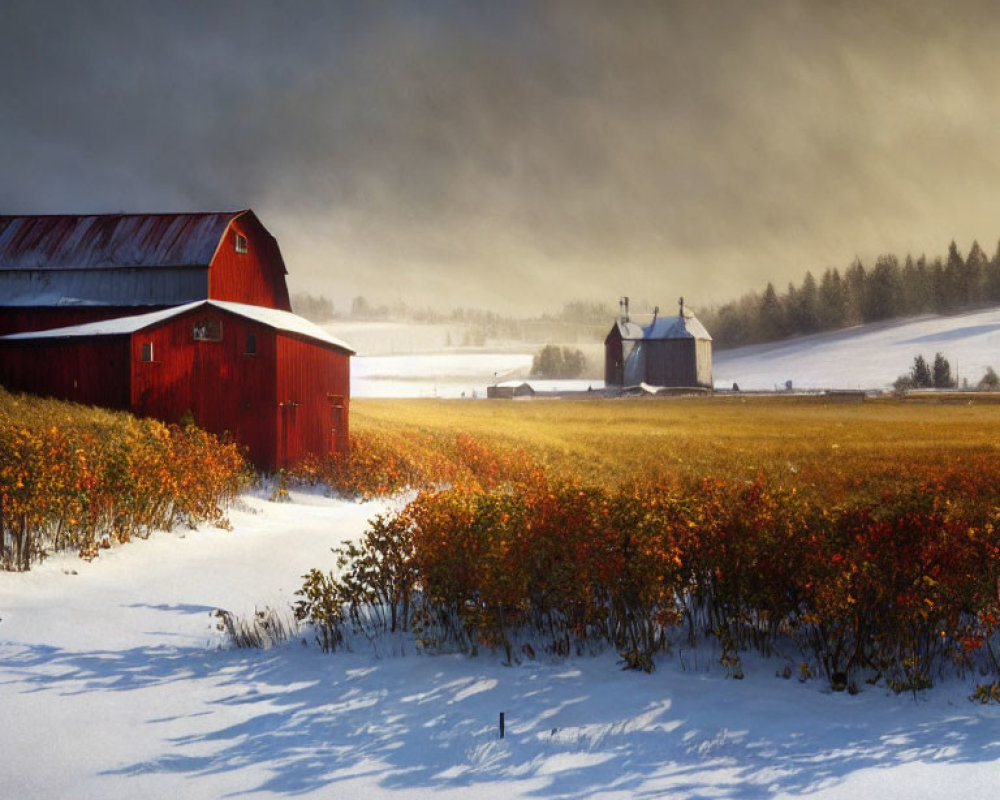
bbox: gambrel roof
[0,210,286,309]
[0,211,250,271]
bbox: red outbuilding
[0,209,354,472]
[0,210,291,336]
[0,300,353,471]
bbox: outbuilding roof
[612,311,712,342]
[0,211,249,271]
[0,300,355,354]
[644,312,712,341]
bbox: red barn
[0,300,353,471]
[0,210,291,336]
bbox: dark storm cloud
[4,0,1000,313]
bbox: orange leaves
[298,427,1000,685]
[1,387,250,570]
[290,429,546,499]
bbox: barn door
[328,394,347,455]
[278,401,298,468]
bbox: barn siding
[604,327,624,385]
[0,337,131,408]
[695,339,713,388]
[0,306,172,337]
[130,308,279,469]
[642,340,697,387]
[208,215,292,311]
[275,334,351,467]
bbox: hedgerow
[1,388,251,570]
[297,440,1000,693]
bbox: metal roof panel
[0,212,246,270]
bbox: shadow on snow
[3,631,1000,799]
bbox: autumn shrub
[289,398,1000,688]
[300,460,1000,690]
[0,388,251,570]
[291,429,544,498]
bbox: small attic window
[192,318,223,341]
[245,333,257,355]
[141,342,154,362]
[234,233,248,254]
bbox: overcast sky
[4,0,1000,315]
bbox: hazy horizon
[5,1,1000,315]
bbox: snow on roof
[210,300,355,353]
[0,300,355,353]
[613,320,646,339]
[612,311,712,341]
[644,312,712,341]
[0,212,246,271]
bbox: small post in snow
[499,712,505,739]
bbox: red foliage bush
[1,389,251,570]
[302,452,1000,688]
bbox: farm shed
[0,300,353,471]
[487,381,536,399]
[0,210,291,336]
[605,298,713,389]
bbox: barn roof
[0,300,355,354]
[611,320,646,340]
[611,310,712,342]
[644,311,712,341]
[0,211,248,271]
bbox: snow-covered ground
[349,307,1000,397]
[2,489,998,799]
[353,352,534,398]
[714,308,1000,392]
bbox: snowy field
[353,352,534,398]
[714,307,1000,392]
[349,307,1000,397]
[2,489,999,800]
[6,310,1000,798]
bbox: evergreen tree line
[701,240,1000,349]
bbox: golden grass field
[351,394,1000,500]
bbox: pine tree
[844,259,867,324]
[965,240,988,305]
[987,241,1000,303]
[756,282,786,342]
[794,271,819,334]
[900,255,932,315]
[817,268,847,330]
[941,241,965,310]
[932,352,954,388]
[911,354,932,388]
[930,257,950,313]
[866,255,902,321]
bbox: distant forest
[700,240,1000,350]
[291,293,615,345]
[292,239,1000,351]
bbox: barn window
[141,342,154,362]
[234,233,248,254]
[245,333,257,355]
[192,318,223,341]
